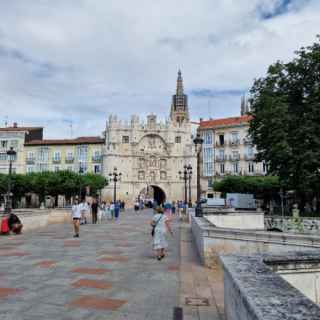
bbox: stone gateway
[102,71,197,206]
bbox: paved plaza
[0,210,224,320]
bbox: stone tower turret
[170,70,190,125]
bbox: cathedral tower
[170,70,190,124]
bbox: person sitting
[8,212,23,234]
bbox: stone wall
[191,215,320,268]
[221,252,320,320]
[12,209,71,232]
[265,215,320,234]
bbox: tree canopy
[0,171,108,205]
[249,36,320,209]
[213,176,280,199]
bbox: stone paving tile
[35,260,58,268]
[0,209,181,319]
[0,287,22,298]
[71,279,113,290]
[71,267,111,275]
[98,255,129,263]
[68,295,127,310]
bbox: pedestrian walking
[150,207,173,261]
[110,202,115,219]
[164,200,173,220]
[79,199,88,225]
[71,199,81,238]
[91,198,98,224]
[114,201,120,220]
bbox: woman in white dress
[150,208,173,260]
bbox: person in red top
[8,212,23,234]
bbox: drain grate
[173,307,183,320]
[185,297,210,306]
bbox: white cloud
[0,0,319,137]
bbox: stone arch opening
[138,185,166,206]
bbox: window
[39,163,48,172]
[94,165,101,174]
[10,140,18,149]
[0,153,7,161]
[0,140,8,148]
[79,162,87,174]
[231,132,239,144]
[248,162,255,173]
[160,171,167,180]
[175,136,181,143]
[67,166,73,171]
[218,149,225,161]
[263,162,268,173]
[66,152,74,161]
[160,159,167,169]
[220,163,225,174]
[27,152,35,160]
[27,166,35,173]
[138,171,145,180]
[78,145,88,161]
[204,131,213,145]
[232,151,240,160]
[139,158,145,168]
[203,146,213,176]
[246,146,254,158]
[122,136,129,143]
[54,166,60,172]
[233,162,239,174]
[219,135,224,146]
[53,151,61,161]
[38,148,49,162]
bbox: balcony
[215,141,225,147]
[244,154,255,161]
[243,137,253,145]
[229,139,240,147]
[26,157,35,164]
[52,158,61,164]
[92,155,102,163]
[65,157,74,164]
[215,155,226,162]
[229,154,240,161]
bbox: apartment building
[0,124,43,174]
[0,123,104,175]
[198,115,267,194]
[24,137,104,174]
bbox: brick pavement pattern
[0,209,180,320]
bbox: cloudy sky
[0,0,319,138]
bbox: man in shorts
[71,199,81,237]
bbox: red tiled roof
[199,115,252,129]
[25,136,105,146]
[0,126,43,132]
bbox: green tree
[249,36,320,211]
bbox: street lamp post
[193,134,204,217]
[6,147,17,213]
[179,165,188,207]
[109,167,122,203]
[187,165,193,208]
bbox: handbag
[151,215,163,237]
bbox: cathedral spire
[176,69,184,95]
[170,70,189,125]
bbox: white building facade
[199,114,267,196]
[102,71,197,205]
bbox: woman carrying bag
[150,207,173,260]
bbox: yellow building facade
[24,137,104,174]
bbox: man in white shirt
[71,199,81,237]
[78,199,89,225]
